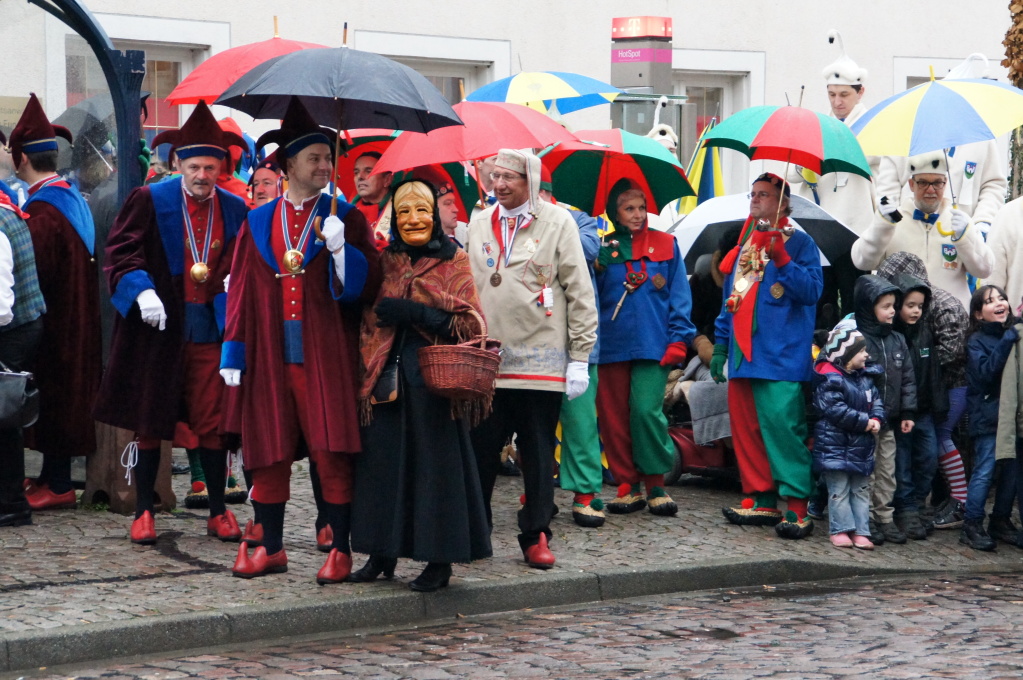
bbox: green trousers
[558,364,603,494]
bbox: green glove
[138,139,152,177]
[710,343,728,383]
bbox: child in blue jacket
[962,284,1020,551]
[813,326,886,550]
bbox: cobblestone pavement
[19,572,1023,679]
[3,452,1023,636]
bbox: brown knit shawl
[359,247,486,421]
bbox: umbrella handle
[942,148,958,208]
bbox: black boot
[960,518,996,551]
[409,563,451,592]
[988,514,1020,544]
[348,555,398,582]
[133,448,161,519]
[894,509,927,540]
[198,448,228,518]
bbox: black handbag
[0,361,38,429]
[370,361,400,404]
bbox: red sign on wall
[611,16,672,40]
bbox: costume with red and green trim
[714,217,822,536]
[594,216,695,515]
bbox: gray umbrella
[215,47,462,132]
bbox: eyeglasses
[914,179,947,189]
[489,172,524,183]
[747,191,777,200]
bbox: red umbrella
[371,101,576,175]
[166,19,326,105]
[334,129,400,200]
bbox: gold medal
[771,282,785,299]
[283,249,304,274]
[190,262,209,283]
[735,277,749,293]
[490,272,502,287]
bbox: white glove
[977,221,992,240]
[223,273,230,293]
[565,361,589,401]
[322,215,346,252]
[949,208,970,240]
[220,368,241,387]
[878,197,900,220]
[135,289,166,331]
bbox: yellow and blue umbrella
[467,71,622,114]
[851,77,1023,156]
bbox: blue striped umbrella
[851,77,1023,156]
[467,71,621,114]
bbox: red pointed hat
[152,100,245,161]
[255,97,334,161]
[7,93,73,168]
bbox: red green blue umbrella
[467,71,622,114]
[540,129,694,216]
[850,77,1023,156]
[702,105,871,179]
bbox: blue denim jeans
[893,414,938,511]
[823,469,871,536]
[964,433,1018,522]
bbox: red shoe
[316,548,353,585]
[522,533,556,569]
[27,486,77,511]
[232,543,288,578]
[207,510,242,542]
[316,525,333,553]
[130,511,157,545]
[241,519,264,546]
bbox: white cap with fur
[908,150,949,176]
[822,29,867,86]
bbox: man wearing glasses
[852,150,993,309]
[465,149,597,570]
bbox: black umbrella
[215,47,462,133]
[673,193,858,271]
[54,92,151,170]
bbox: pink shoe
[852,535,874,550]
[830,532,853,548]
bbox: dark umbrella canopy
[216,47,462,132]
[674,193,857,270]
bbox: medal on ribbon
[280,199,318,276]
[182,188,215,284]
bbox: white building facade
[0,0,1013,194]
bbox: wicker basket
[418,309,501,400]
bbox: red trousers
[728,378,773,494]
[138,342,222,449]
[250,364,353,504]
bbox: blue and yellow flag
[676,118,724,215]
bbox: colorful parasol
[539,128,694,216]
[466,71,622,114]
[702,105,872,178]
[850,77,1023,156]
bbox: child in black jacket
[844,275,917,546]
